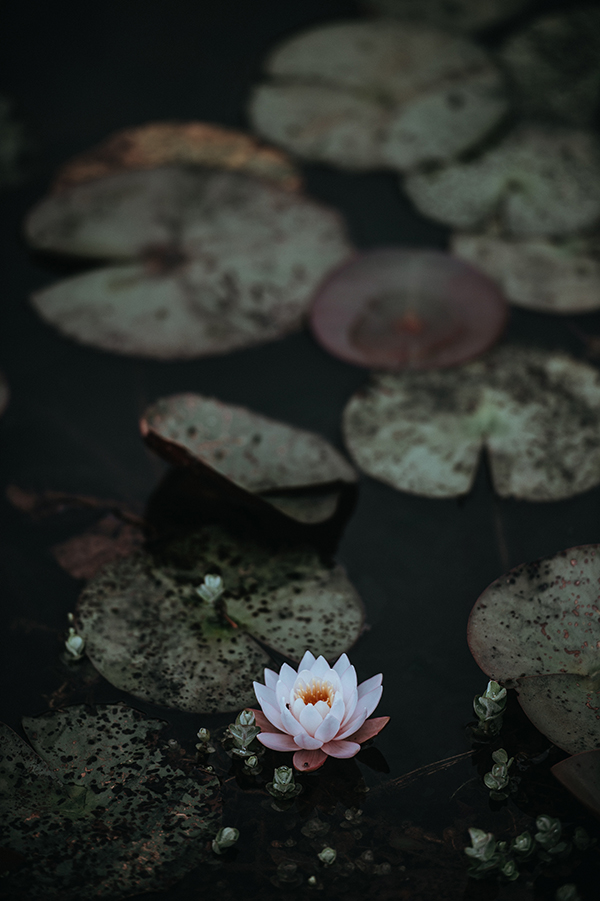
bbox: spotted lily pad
[76,525,364,713]
[468,546,600,753]
[343,345,600,500]
[52,121,301,193]
[452,232,600,314]
[309,248,507,369]
[500,8,600,127]
[141,393,356,524]
[552,750,600,817]
[25,166,351,359]
[0,704,220,900]
[249,20,507,172]
[361,0,530,33]
[405,127,600,237]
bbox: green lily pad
[405,127,600,237]
[25,166,351,359]
[452,232,600,314]
[249,20,507,172]
[361,0,530,33]
[0,704,220,900]
[141,393,356,524]
[343,346,600,500]
[500,8,600,127]
[468,546,600,753]
[552,749,600,817]
[76,525,364,713]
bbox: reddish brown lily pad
[361,0,530,33]
[452,232,600,314]
[552,749,600,817]
[309,248,507,369]
[405,127,600,237]
[25,166,351,359]
[52,514,145,580]
[52,121,301,193]
[343,345,600,500]
[468,546,600,753]
[249,20,507,172]
[141,393,356,524]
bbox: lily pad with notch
[552,749,600,817]
[141,393,357,525]
[25,166,352,359]
[0,703,221,900]
[249,20,508,172]
[76,524,364,713]
[468,545,600,754]
[309,248,507,369]
[343,345,600,500]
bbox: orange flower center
[294,678,334,707]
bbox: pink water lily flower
[252,651,389,772]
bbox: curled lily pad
[552,749,600,817]
[25,167,351,359]
[452,232,600,314]
[404,127,600,237]
[500,8,600,127]
[468,546,600,753]
[361,0,530,33]
[0,704,220,900]
[249,20,507,172]
[141,393,356,524]
[76,525,364,713]
[343,345,600,500]
[309,248,507,369]
[52,121,301,193]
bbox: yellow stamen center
[294,678,334,708]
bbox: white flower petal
[340,665,357,698]
[258,699,285,732]
[292,697,305,720]
[360,685,383,719]
[258,732,298,752]
[298,650,316,671]
[333,653,350,676]
[330,692,345,723]
[357,673,382,699]
[314,699,330,718]
[278,663,298,691]
[281,704,306,736]
[264,668,278,690]
[321,738,360,758]
[315,714,341,744]
[336,706,368,740]
[294,731,323,750]
[340,687,358,727]
[310,655,332,679]
[253,682,277,711]
[299,703,323,737]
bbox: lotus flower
[252,651,389,772]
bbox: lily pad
[361,0,529,33]
[342,345,600,500]
[249,20,508,172]
[404,127,600,237]
[468,546,600,753]
[76,525,364,713]
[52,121,301,193]
[0,704,220,900]
[25,166,351,359]
[309,248,507,369]
[500,8,600,127]
[452,232,600,314]
[141,393,356,524]
[552,749,600,817]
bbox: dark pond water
[1,1,599,898]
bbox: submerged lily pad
[405,127,600,237]
[141,393,356,524]
[52,121,301,193]
[343,345,600,500]
[361,0,529,33]
[468,546,600,753]
[76,525,364,713]
[452,232,600,314]
[25,166,351,359]
[249,20,507,172]
[500,8,600,127]
[552,749,600,817]
[309,248,507,369]
[0,704,220,900]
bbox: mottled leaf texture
[25,167,351,359]
[552,749,600,816]
[141,393,356,523]
[405,127,600,237]
[468,546,600,753]
[76,526,364,713]
[310,248,507,369]
[249,20,507,172]
[343,346,600,500]
[0,705,220,900]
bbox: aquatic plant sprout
[253,651,388,772]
